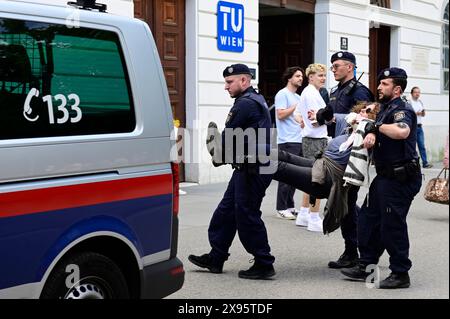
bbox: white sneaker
[296,212,309,227]
[307,216,323,233]
[289,208,300,217]
[276,209,296,220]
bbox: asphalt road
[169,165,449,299]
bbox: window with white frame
[444,3,449,92]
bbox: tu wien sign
[217,1,244,53]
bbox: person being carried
[207,102,380,236]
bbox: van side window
[0,18,135,139]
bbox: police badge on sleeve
[394,111,405,122]
[226,111,233,124]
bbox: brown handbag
[424,168,449,205]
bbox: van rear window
[0,18,135,139]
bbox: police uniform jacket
[374,97,419,165]
[329,77,374,114]
[222,87,272,164]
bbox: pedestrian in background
[274,66,305,220]
[410,86,433,168]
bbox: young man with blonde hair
[294,63,329,232]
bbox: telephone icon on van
[23,88,40,122]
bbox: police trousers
[208,169,275,266]
[358,174,422,273]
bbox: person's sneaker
[379,272,410,289]
[341,264,371,281]
[238,263,275,280]
[276,209,296,220]
[290,208,300,217]
[188,253,223,274]
[307,216,323,232]
[328,253,358,269]
[295,211,309,226]
[423,163,433,168]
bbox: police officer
[315,51,374,270]
[329,51,374,119]
[341,67,422,289]
[188,64,276,280]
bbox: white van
[0,0,184,299]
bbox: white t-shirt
[296,84,328,138]
[274,87,302,144]
[410,99,424,125]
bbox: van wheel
[40,252,130,299]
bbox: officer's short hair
[282,66,305,85]
[392,78,408,93]
[305,63,327,77]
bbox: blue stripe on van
[0,194,172,290]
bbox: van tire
[40,251,130,299]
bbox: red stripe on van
[0,174,172,219]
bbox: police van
[0,0,184,299]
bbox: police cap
[223,64,252,78]
[331,51,356,65]
[377,67,408,82]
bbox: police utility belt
[375,159,421,182]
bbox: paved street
[170,165,449,299]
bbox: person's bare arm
[277,104,297,120]
[379,123,411,140]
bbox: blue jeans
[417,125,429,167]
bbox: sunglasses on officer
[329,63,350,71]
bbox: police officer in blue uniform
[328,51,374,118]
[188,64,276,280]
[315,51,374,270]
[341,67,422,289]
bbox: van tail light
[171,162,179,217]
[170,265,184,276]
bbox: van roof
[0,0,142,29]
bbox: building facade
[18,0,450,184]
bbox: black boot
[188,254,223,274]
[328,252,358,269]
[341,263,371,281]
[238,262,275,280]
[379,272,410,289]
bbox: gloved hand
[364,121,379,135]
[206,122,225,166]
[206,122,219,156]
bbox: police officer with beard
[341,68,422,289]
[188,64,276,280]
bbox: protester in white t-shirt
[274,67,305,220]
[294,63,329,233]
